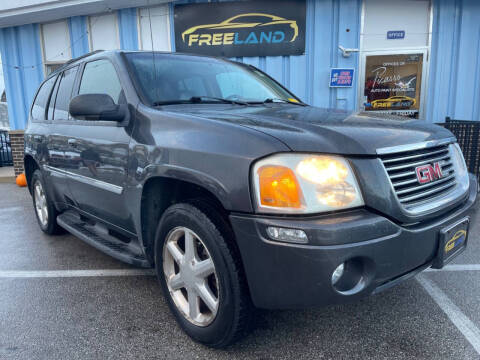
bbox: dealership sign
[174,1,306,57]
[363,53,423,118]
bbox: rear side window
[48,77,61,120]
[31,76,57,121]
[79,59,123,104]
[53,66,79,120]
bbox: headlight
[451,143,468,174]
[252,154,364,214]
[451,142,470,187]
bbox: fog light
[331,263,345,285]
[266,227,308,244]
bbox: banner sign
[363,54,423,118]
[174,1,306,57]
[329,68,354,87]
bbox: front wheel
[155,202,252,348]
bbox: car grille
[379,144,457,208]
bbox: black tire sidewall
[31,169,58,235]
[154,204,240,347]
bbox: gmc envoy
[24,50,478,347]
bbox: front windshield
[125,52,298,105]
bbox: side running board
[57,210,151,268]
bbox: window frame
[67,57,128,127]
[76,58,125,106]
[52,65,80,121]
[30,73,59,122]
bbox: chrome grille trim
[398,180,456,204]
[376,137,456,155]
[389,170,416,180]
[381,147,449,164]
[384,153,451,172]
[378,140,460,210]
[395,173,456,196]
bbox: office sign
[329,68,354,87]
[387,30,405,40]
[363,53,423,118]
[174,1,306,57]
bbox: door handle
[67,139,77,147]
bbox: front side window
[125,53,296,105]
[31,76,57,121]
[53,66,79,120]
[79,59,123,103]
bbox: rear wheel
[155,202,252,348]
[31,170,61,235]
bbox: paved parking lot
[1,182,479,359]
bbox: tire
[154,202,252,348]
[31,169,62,235]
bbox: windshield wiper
[191,96,248,105]
[153,96,248,106]
[263,98,307,106]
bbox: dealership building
[0,0,479,133]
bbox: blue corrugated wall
[0,24,44,130]
[68,16,89,58]
[119,8,140,50]
[0,9,140,130]
[427,0,480,122]
[1,0,479,129]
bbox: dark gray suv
[24,50,478,347]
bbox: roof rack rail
[51,50,105,75]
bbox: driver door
[64,59,134,232]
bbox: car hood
[164,104,455,155]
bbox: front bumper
[230,174,478,309]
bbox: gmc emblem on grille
[415,163,443,184]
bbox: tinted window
[53,66,79,120]
[79,60,123,104]
[48,77,61,120]
[31,76,56,121]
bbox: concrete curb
[0,176,15,183]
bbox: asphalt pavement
[0,183,479,360]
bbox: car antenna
[147,0,159,102]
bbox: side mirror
[69,94,126,121]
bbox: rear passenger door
[28,75,63,201]
[65,59,133,232]
[46,66,80,204]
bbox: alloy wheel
[163,227,219,327]
[34,180,48,227]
